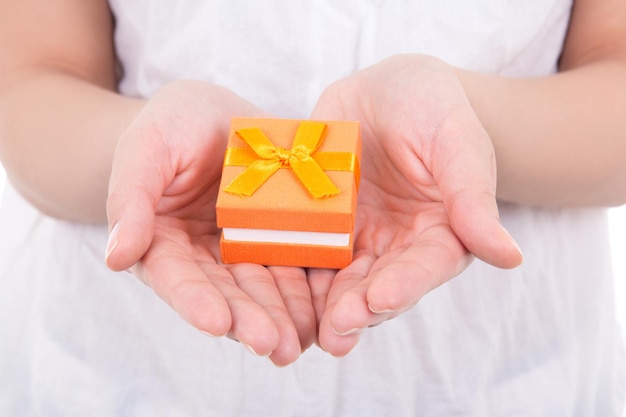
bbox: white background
[0,167,625,413]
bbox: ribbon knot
[274,147,292,165]
[224,121,342,198]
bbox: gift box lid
[216,117,361,234]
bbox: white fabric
[1,1,625,416]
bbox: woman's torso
[0,1,624,415]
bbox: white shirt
[0,1,624,415]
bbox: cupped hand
[105,81,315,366]
[309,55,523,356]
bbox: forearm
[0,70,145,222]
[458,60,626,207]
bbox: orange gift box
[216,117,361,269]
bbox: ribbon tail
[224,160,282,196]
[235,127,278,158]
[292,121,327,151]
[290,157,340,198]
[314,152,360,190]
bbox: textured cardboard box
[216,117,361,268]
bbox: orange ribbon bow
[224,121,359,199]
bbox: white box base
[223,228,350,247]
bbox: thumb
[446,185,523,269]
[434,113,523,269]
[105,123,172,271]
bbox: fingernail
[332,326,363,336]
[200,330,219,338]
[368,304,395,314]
[502,227,524,262]
[242,343,271,357]
[124,263,140,276]
[105,223,120,261]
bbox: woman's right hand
[105,81,317,366]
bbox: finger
[364,226,471,313]
[136,234,233,338]
[139,231,282,356]
[316,253,376,357]
[307,268,336,329]
[432,110,523,269]
[322,251,406,339]
[105,122,174,271]
[321,227,470,356]
[269,266,317,354]
[228,264,295,364]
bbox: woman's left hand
[308,55,523,356]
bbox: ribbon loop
[224,121,342,198]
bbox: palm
[309,55,522,356]
[106,81,316,365]
[356,132,451,255]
